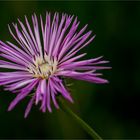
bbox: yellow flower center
[27,54,58,79]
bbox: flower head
[0,12,110,117]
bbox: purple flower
[0,12,110,118]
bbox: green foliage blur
[0,1,139,139]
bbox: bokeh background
[0,1,140,139]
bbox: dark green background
[0,1,140,139]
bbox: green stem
[58,98,103,140]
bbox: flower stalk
[58,98,103,140]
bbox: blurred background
[0,1,140,139]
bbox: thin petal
[51,77,73,102]
[8,79,39,111]
[57,70,108,84]
[24,95,35,118]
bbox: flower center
[27,54,58,79]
